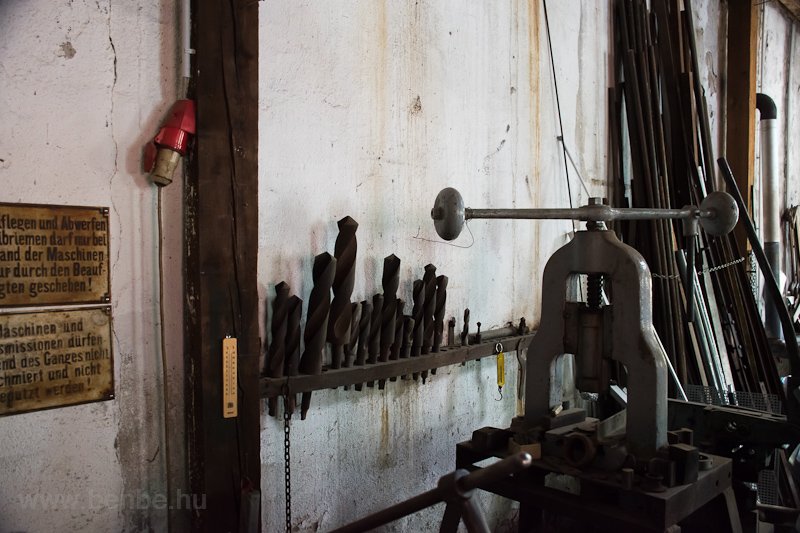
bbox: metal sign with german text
[0,307,114,415]
[0,203,110,306]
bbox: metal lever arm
[431,187,738,241]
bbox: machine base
[456,438,742,532]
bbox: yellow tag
[496,352,505,388]
[222,337,238,418]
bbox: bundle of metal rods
[611,0,784,402]
[262,216,453,419]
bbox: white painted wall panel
[258,1,609,531]
[0,1,183,531]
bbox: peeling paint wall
[0,1,184,532]
[258,1,610,531]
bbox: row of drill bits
[264,216,450,419]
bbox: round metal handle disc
[699,191,739,236]
[431,187,466,241]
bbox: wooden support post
[725,0,759,250]
[186,0,260,530]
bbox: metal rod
[465,205,699,222]
[329,487,445,533]
[718,158,800,415]
[459,452,533,491]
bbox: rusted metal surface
[0,306,113,415]
[261,332,535,397]
[0,203,110,307]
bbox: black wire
[542,0,574,210]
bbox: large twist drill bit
[299,252,336,420]
[355,300,372,367]
[387,299,405,384]
[283,295,302,417]
[433,275,448,352]
[461,308,470,346]
[400,316,415,379]
[342,301,362,391]
[365,293,383,388]
[354,300,372,392]
[379,254,400,362]
[328,216,358,369]
[344,301,362,368]
[410,279,425,380]
[266,281,290,417]
[421,264,437,381]
[390,299,405,361]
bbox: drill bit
[387,299,405,384]
[401,316,415,359]
[344,301,362,368]
[379,254,400,363]
[365,293,383,388]
[447,317,456,347]
[410,279,425,380]
[421,264,437,381]
[283,295,302,417]
[433,275,448,352]
[400,316,415,379]
[390,299,405,360]
[328,216,358,369]
[368,294,383,364]
[461,308,470,346]
[378,255,400,390]
[355,300,372,367]
[265,281,290,417]
[353,300,371,392]
[341,301,362,391]
[299,252,336,420]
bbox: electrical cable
[157,186,172,531]
[542,0,575,215]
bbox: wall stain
[410,95,422,115]
[58,41,76,59]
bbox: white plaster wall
[757,4,800,230]
[690,0,727,169]
[258,1,610,531]
[0,1,184,531]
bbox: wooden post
[725,0,759,250]
[186,0,260,531]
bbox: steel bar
[464,205,698,222]
[261,331,535,397]
[719,158,799,416]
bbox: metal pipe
[757,92,783,340]
[465,205,699,222]
[718,158,800,418]
[676,253,724,394]
[330,487,444,533]
[459,452,532,491]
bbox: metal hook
[495,386,503,402]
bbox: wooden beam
[776,0,800,21]
[186,0,260,531]
[725,0,759,251]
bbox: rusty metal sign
[0,307,114,415]
[0,203,110,306]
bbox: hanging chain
[651,257,746,280]
[283,398,292,533]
